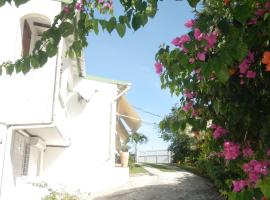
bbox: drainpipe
[0,38,65,200]
[108,84,131,160]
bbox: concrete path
[92,166,223,200]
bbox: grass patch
[142,163,177,172]
[129,164,147,174]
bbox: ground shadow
[93,174,224,200]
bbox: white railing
[137,150,172,164]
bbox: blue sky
[85,1,194,151]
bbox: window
[22,20,32,57]
[12,132,30,177]
[21,16,51,57]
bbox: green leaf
[257,178,270,199]
[38,51,48,66]
[99,20,108,31]
[215,64,229,83]
[6,63,14,75]
[218,19,230,35]
[46,43,58,58]
[232,42,248,62]
[187,0,200,8]
[93,19,99,35]
[14,0,29,7]
[213,100,221,114]
[228,190,254,200]
[132,14,141,31]
[264,13,270,21]
[234,4,251,24]
[30,56,40,69]
[116,23,126,38]
[59,22,74,37]
[0,0,6,7]
[72,41,82,57]
[140,13,148,26]
[22,57,31,74]
[15,60,23,73]
[107,17,116,34]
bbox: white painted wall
[0,0,61,124]
[43,78,119,193]
[0,1,129,198]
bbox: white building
[0,0,141,199]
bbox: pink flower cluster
[238,51,256,84]
[171,19,218,59]
[184,19,195,28]
[242,147,254,158]
[171,35,190,53]
[99,0,113,10]
[181,90,198,117]
[223,141,240,160]
[248,2,270,25]
[155,62,163,74]
[210,124,228,139]
[233,160,270,192]
[63,0,85,13]
[232,180,248,192]
[183,90,195,99]
[182,102,193,112]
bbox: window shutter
[22,20,32,57]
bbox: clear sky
[85,1,194,151]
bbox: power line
[116,113,158,126]
[131,105,163,118]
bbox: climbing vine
[156,0,270,199]
[0,0,158,75]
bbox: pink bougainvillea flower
[155,62,163,74]
[184,90,194,99]
[76,2,82,11]
[197,52,206,61]
[192,110,198,117]
[223,141,240,160]
[249,171,260,183]
[184,19,195,28]
[243,163,252,173]
[242,147,254,157]
[182,102,193,113]
[204,33,217,48]
[171,35,190,49]
[265,2,270,10]
[255,9,266,16]
[248,51,255,62]
[212,125,228,139]
[171,37,181,46]
[180,34,191,43]
[246,70,256,79]
[194,28,203,41]
[232,180,247,192]
[248,18,257,25]
[239,59,250,74]
[63,6,69,13]
[267,149,270,156]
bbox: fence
[137,150,172,164]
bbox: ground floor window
[12,131,30,177]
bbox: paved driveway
[93,166,224,200]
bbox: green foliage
[156,0,270,199]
